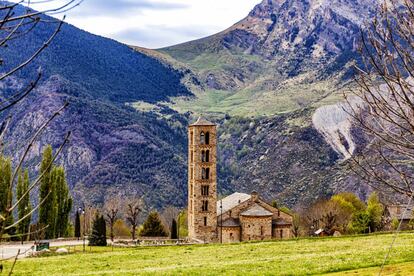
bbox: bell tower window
[201,185,209,196]
[201,168,210,180]
[202,200,208,211]
[201,150,210,163]
[200,131,205,144]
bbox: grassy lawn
[5,232,414,275]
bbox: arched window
[201,168,210,180]
[200,131,205,144]
[202,168,206,179]
[202,200,209,212]
[206,150,210,162]
[201,150,206,162]
[205,132,210,145]
[190,132,193,144]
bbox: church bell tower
[188,117,218,242]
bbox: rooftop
[240,203,273,217]
[190,117,216,126]
[217,192,251,215]
[218,217,240,227]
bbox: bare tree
[347,1,414,199]
[302,199,348,235]
[125,199,142,241]
[104,196,121,242]
[160,206,180,235]
[0,1,81,273]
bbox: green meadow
[6,232,414,275]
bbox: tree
[75,210,81,240]
[366,192,384,232]
[349,212,371,234]
[160,206,180,235]
[125,200,141,240]
[16,169,31,242]
[170,219,178,239]
[0,156,14,237]
[104,197,121,242]
[0,1,80,273]
[38,146,57,239]
[53,167,72,237]
[140,212,168,237]
[348,1,414,198]
[113,219,130,237]
[291,213,301,238]
[89,214,107,246]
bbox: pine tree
[17,169,32,242]
[75,211,81,240]
[39,145,57,239]
[140,212,168,237]
[0,156,14,237]
[170,218,178,239]
[89,214,107,246]
[54,167,72,237]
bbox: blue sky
[13,0,260,49]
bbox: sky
[13,0,260,49]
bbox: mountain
[158,0,379,116]
[2,0,384,213]
[148,0,383,205]
[1,8,192,209]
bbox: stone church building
[188,117,293,243]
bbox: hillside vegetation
[7,232,414,275]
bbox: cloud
[113,25,217,49]
[73,0,189,17]
[12,0,261,48]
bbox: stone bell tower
[188,117,218,242]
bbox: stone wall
[240,216,272,241]
[220,227,241,243]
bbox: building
[385,205,414,230]
[188,117,293,243]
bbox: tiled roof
[240,204,273,217]
[218,217,240,227]
[217,192,251,215]
[190,117,215,126]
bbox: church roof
[218,217,240,227]
[240,204,273,217]
[217,192,251,215]
[190,117,216,126]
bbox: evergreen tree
[0,156,14,236]
[140,212,167,237]
[75,210,81,239]
[17,169,32,242]
[53,167,72,237]
[89,214,107,246]
[39,145,57,239]
[170,218,178,239]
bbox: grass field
[5,232,414,275]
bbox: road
[0,239,85,260]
